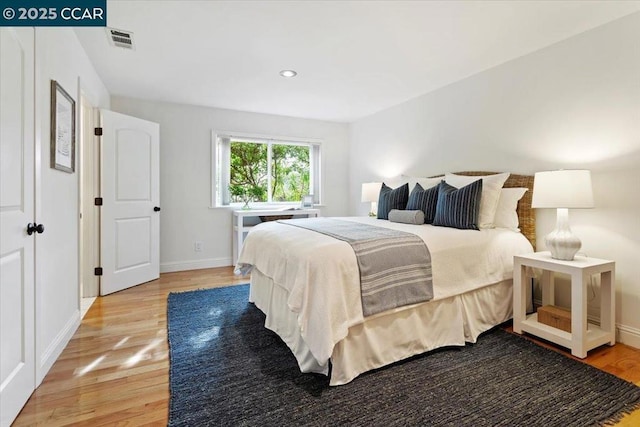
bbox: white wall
[349,13,640,346]
[34,28,110,382]
[110,97,350,272]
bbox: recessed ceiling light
[279,70,297,78]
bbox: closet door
[0,27,36,427]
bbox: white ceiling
[75,1,640,123]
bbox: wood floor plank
[12,267,640,425]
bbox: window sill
[209,203,324,210]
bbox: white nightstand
[513,251,615,358]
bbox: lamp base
[546,208,581,261]
[370,201,378,218]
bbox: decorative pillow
[385,175,440,191]
[388,209,425,225]
[494,187,528,231]
[377,183,409,220]
[401,175,441,191]
[406,182,440,224]
[444,172,510,229]
[432,180,482,230]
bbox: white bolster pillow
[388,209,424,225]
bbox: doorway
[79,92,99,316]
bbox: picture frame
[50,80,76,173]
[301,194,314,208]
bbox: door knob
[154,206,161,212]
[27,223,44,235]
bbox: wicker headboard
[429,171,535,248]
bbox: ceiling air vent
[106,28,135,50]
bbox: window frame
[211,130,322,208]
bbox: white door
[0,27,35,427]
[100,110,160,295]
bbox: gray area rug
[167,284,640,426]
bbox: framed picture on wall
[50,80,76,173]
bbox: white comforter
[236,217,533,367]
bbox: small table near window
[513,251,615,358]
[232,208,321,265]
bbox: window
[213,132,321,207]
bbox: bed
[236,172,536,385]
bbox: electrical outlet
[194,241,203,252]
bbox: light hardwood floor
[13,267,640,426]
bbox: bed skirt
[249,268,513,385]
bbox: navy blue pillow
[432,180,482,230]
[406,183,440,224]
[377,183,409,220]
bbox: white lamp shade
[361,182,381,203]
[532,170,594,209]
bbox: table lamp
[361,182,381,217]
[532,170,594,260]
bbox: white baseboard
[617,324,640,349]
[160,257,233,273]
[37,310,81,385]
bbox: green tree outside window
[230,141,310,204]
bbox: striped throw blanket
[278,218,433,316]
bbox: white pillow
[494,188,528,231]
[386,175,440,191]
[401,175,441,190]
[444,172,510,229]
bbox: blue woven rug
[167,284,640,426]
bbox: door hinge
[94,197,103,206]
[94,267,103,276]
[94,127,103,136]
